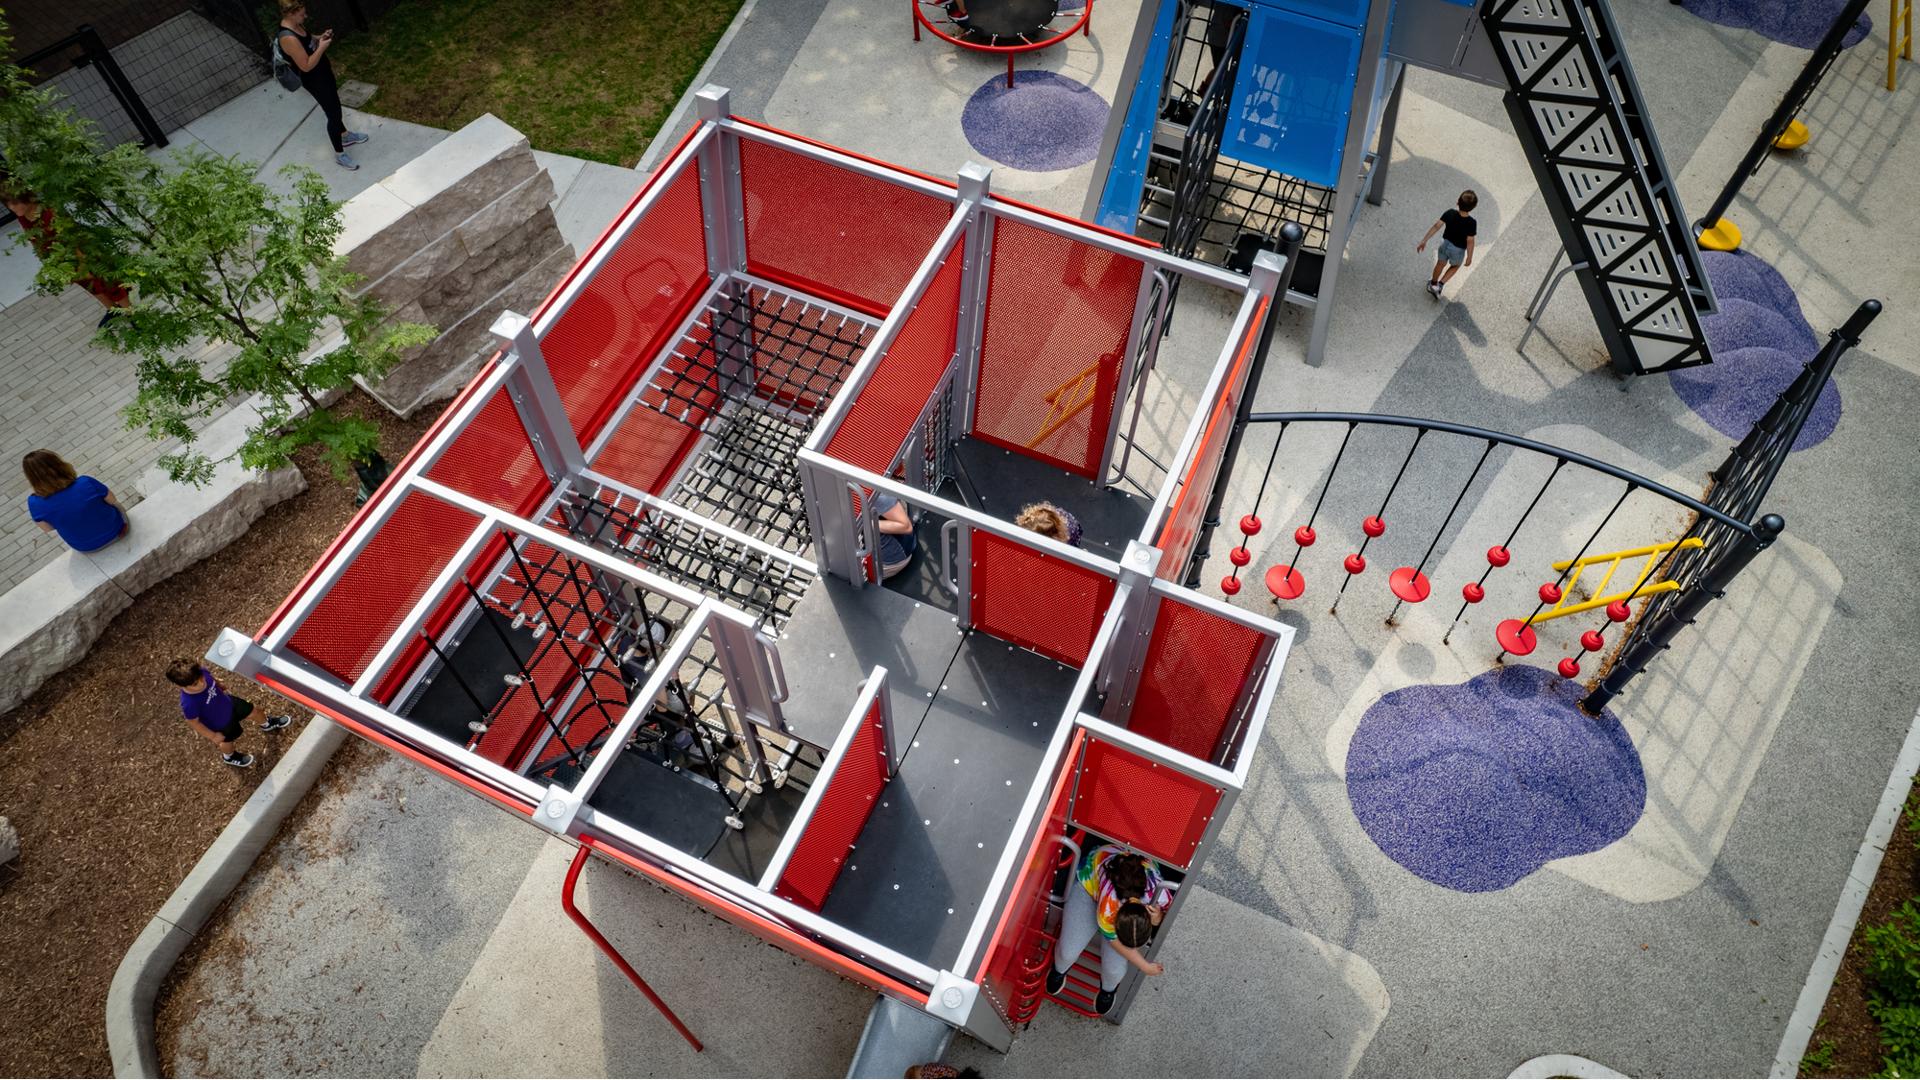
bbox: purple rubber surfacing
[1676,0,1872,49]
[960,70,1110,172]
[1669,250,1841,451]
[1345,665,1646,893]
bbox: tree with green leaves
[0,14,434,486]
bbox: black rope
[1442,457,1565,645]
[1333,427,1427,611]
[1495,483,1634,662]
[1271,421,1355,598]
[1387,438,1494,624]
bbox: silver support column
[1306,0,1395,366]
[1100,541,1163,718]
[708,616,778,786]
[1366,62,1407,207]
[694,86,755,398]
[492,311,587,482]
[950,162,994,438]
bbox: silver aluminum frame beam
[756,665,894,892]
[1139,284,1267,544]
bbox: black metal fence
[10,0,270,150]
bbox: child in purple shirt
[166,659,292,768]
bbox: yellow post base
[1697,218,1743,252]
[1772,119,1811,150]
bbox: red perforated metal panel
[823,247,964,474]
[1127,597,1267,765]
[1071,737,1221,870]
[969,531,1115,667]
[776,695,891,912]
[978,729,1081,1027]
[1155,297,1268,578]
[288,491,484,685]
[737,137,953,318]
[424,386,552,516]
[541,165,710,446]
[972,218,1145,479]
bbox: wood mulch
[1800,775,1920,1077]
[0,394,431,1077]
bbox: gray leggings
[1052,882,1129,991]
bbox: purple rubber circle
[1676,0,1871,49]
[1345,665,1646,893]
[961,70,1109,172]
[1670,249,1841,451]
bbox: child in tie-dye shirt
[1046,843,1171,1014]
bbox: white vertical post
[493,311,586,482]
[1305,0,1394,366]
[708,616,775,786]
[950,162,994,439]
[694,86,755,397]
[1099,265,1161,486]
[1100,541,1162,716]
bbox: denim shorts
[1437,239,1466,266]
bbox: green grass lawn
[329,0,745,166]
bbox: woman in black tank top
[275,0,369,170]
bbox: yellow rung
[1550,537,1702,572]
[1895,0,1915,91]
[1531,579,1684,623]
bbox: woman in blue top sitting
[23,450,126,553]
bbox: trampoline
[912,0,1094,87]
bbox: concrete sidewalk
[0,80,643,595]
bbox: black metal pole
[1694,0,1869,235]
[1582,513,1783,714]
[77,25,168,149]
[1185,220,1306,588]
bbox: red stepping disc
[1580,629,1606,652]
[1229,546,1252,567]
[1221,575,1242,596]
[1343,553,1368,575]
[1240,514,1262,537]
[1362,516,1386,538]
[1486,545,1511,567]
[1461,581,1485,604]
[1496,619,1538,655]
[1606,600,1632,622]
[1539,582,1563,604]
[1265,564,1306,600]
[1388,567,1432,603]
[1557,657,1582,679]
[1295,525,1317,547]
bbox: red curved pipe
[562,844,704,1052]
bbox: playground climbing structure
[211,89,1300,1052]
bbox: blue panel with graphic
[1275,0,1373,28]
[1093,0,1180,232]
[1222,5,1364,189]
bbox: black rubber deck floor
[587,749,735,859]
[400,608,532,747]
[818,631,1074,969]
[773,575,966,751]
[949,436,1148,561]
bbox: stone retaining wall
[343,114,574,416]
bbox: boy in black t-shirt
[1417,190,1479,299]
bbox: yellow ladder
[1895,0,1915,90]
[1528,537,1705,625]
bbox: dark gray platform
[771,575,966,751]
[818,631,1073,969]
[950,436,1149,561]
[587,750,735,859]
[400,608,531,746]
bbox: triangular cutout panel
[1586,183,1648,226]
[1609,243,1674,285]
[1532,100,1597,144]
[1503,33,1568,82]
[1493,0,1574,28]
[1556,163,1618,209]
[1629,334,1695,370]
[1609,281,1663,322]
[1534,48,1596,96]
[1630,296,1693,337]
[1583,225,1648,267]
[1560,120,1623,164]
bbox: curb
[1769,701,1920,1077]
[106,715,349,1078]
[635,0,762,175]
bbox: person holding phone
[275,1,369,170]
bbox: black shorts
[215,698,255,741]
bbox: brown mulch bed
[1800,775,1920,1077]
[0,395,430,1078]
